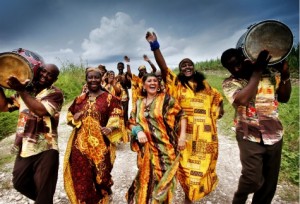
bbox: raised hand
[145,31,157,43]
[124,55,130,63]
[143,54,149,62]
[254,50,271,72]
[146,31,160,51]
[273,60,290,78]
[7,76,30,92]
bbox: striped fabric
[127,93,185,204]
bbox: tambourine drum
[236,20,293,65]
[0,48,45,89]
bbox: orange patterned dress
[126,93,185,204]
[63,91,123,204]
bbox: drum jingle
[236,20,294,65]
[0,48,45,89]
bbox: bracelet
[150,40,160,51]
[131,125,143,138]
[281,78,290,84]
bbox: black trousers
[121,100,129,124]
[12,149,59,204]
[232,135,283,204]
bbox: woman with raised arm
[145,31,224,203]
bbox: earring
[157,88,160,92]
[142,88,146,92]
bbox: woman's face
[108,72,115,80]
[143,76,159,95]
[86,71,102,92]
[180,61,194,77]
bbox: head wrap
[138,65,146,71]
[178,58,194,70]
[85,67,101,76]
[98,64,107,71]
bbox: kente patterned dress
[165,68,223,201]
[63,91,123,204]
[126,93,185,204]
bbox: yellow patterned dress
[166,68,223,201]
[63,91,123,204]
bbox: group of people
[0,29,291,204]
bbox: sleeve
[128,99,144,152]
[165,67,178,97]
[41,88,64,116]
[222,78,244,105]
[163,94,186,132]
[105,94,123,143]
[131,75,142,111]
[66,99,82,128]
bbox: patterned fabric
[118,73,130,102]
[103,82,122,100]
[127,93,185,204]
[222,73,283,145]
[165,68,223,201]
[7,86,64,157]
[130,74,143,112]
[63,91,122,204]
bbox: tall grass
[55,62,86,104]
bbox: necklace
[88,90,103,102]
[144,94,157,118]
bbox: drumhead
[0,52,33,89]
[238,20,293,65]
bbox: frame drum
[0,52,33,89]
[236,20,293,65]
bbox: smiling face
[86,70,102,92]
[179,58,194,78]
[143,75,159,96]
[117,62,124,74]
[37,64,59,88]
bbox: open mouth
[184,69,193,75]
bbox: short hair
[221,48,242,69]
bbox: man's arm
[124,55,132,77]
[18,91,49,116]
[7,76,48,116]
[233,50,271,106]
[143,54,157,73]
[276,60,291,103]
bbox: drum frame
[0,52,34,89]
[236,19,294,65]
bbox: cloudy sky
[0,0,298,74]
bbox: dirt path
[0,105,298,204]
